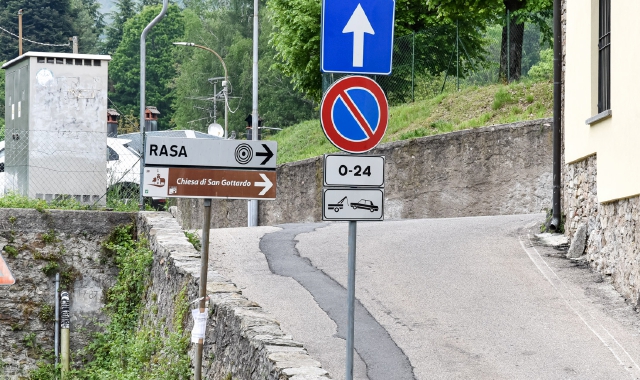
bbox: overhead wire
[0,25,70,47]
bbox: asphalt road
[206,214,640,380]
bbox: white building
[2,52,111,204]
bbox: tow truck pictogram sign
[323,188,384,221]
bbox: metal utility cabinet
[2,52,111,204]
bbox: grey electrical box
[2,52,111,204]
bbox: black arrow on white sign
[256,144,274,165]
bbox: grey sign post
[322,154,385,380]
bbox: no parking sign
[320,75,388,154]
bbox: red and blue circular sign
[321,75,388,154]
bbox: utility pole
[18,9,22,56]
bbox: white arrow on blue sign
[321,0,395,75]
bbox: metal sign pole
[248,0,260,227]
[346,220,357,380]
[195,198,212,380]
[139,0,168,210]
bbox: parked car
[108,130,222,209]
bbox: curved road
[206,214,640,379]
[260,224,415,379]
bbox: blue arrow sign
[321,0,395,75]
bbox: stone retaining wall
[137,211,330,379]
[0,209,133,378]
[564,156,640,306]
[177,119,554,229]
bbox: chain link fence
[324,12,553,106]
[2,127,143,211]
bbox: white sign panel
[323,188,384,221]
[324,154,384,187]
[144,136,277,169]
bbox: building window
[598,0,611,113]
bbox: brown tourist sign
[142,167,276,200]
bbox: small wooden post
[18,9,22,56]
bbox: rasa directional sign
[324,154,384,187]
[321,0,395,74]
[143,167,276,200]
[145,136,277,169]
[323,188,384,221]
[321,76,388,154]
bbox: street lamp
[173,42,230,139]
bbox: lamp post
[173,42,229,139]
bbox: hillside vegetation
[269,80,553,164]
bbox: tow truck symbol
[328,196,348,212]
[327,197,378,212]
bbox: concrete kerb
[137,211,331,379]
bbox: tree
[70,0,106,54]
[109,4,185,130]
[104,0,138,55]
[268,0,492,101]
[172,4,314,136]
[428,0,551,81]
[268,0,321,100]
[0,0,77,62]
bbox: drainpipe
[139,0,169,210]
[550,0,562,231]
[60,292,70,377]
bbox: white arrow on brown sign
[143,167,276,200]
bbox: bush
[528,48,553,81]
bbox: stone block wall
[137,211,330,379]
[0,209,134,378]
[177,119,554,229]
[564,156,640,306]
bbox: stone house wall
[564,156,640,306]
[561,0,640,307]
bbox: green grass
[268,80,552,164]
[0,192,153,212]
[184,230,202,252]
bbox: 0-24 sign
[324,154,384,187]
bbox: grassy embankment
[269,80,552,164]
